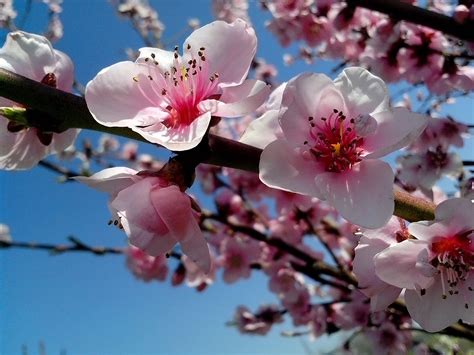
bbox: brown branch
[347,0,474,42]
[0,236,124,255]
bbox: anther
[308,116,313,121]
[148,75,153,80]
[151,53,155,58]
[161,88,167,95]
[132,77,139,82]
[113,220,119,226]
[420,288,426,296]
[200,47,205,50]
[187,43,191,50]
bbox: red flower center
[304,109,364,173]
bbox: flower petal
[259,139,324,199]
[0,31,56,80]
[137,47,176,72]
[184,19,256,87]
[239,110,281,149]
[364,107,428,159]
[333,67,389,116]
[133,111,211,151]
[85,61,166,128]
[202,79,270,117]
[74,167,139,196]
[405,276,473,332]
[314,160,394,228]
[53,49,74,91]
[279,73,344,147]
[151,185,211,272]
[374,240,433,289]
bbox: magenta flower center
[304,109,364,172]
[142,45,220,129]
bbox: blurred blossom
[0,223,11,242]
[125,245,168,282]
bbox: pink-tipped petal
[315,160,394,228]
[151,185,211,272]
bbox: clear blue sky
[0,1,472,354]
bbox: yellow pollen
[332,142,341,155]
[181,66,188,80]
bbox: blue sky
[0,1,472,354]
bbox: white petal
[204,79,270,117]
[184,19,256,87]
[74,167,139,196]
[85,61,165,128]
[315,160,394,228]
[0,31,56,80]
[259,139,324,199]
[405,277,472,332]
[364,107,428,159]
[239,110,281,149]
[374,240,433,290]
[333,67,389,116]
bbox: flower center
[303,109,364,173]
[429,230,473,302]
[140,45,220,129]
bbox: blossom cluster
[0,7,472,352]
[260,0,474,95]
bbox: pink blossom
[397,148,463,191]
[408,116,468,152]
[181,254,216,291]
[331,291,370,329]
[374,198,474,332]
[256,67,427,228]
[365,321,411,355]
[212,0,251,24]
[125,245,168,282]
[353,217,405,311]
[397,25,447,84]
[219,236,260,283]
[233,304,283,335]
[75,167,211,272]
[309,306,327,338]
[0,31,78,170]
[86,20,269,151]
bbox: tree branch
[0,236,124,255]
[347,0,474,42]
